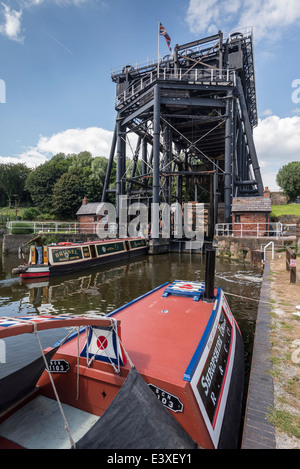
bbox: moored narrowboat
[1,251,245,449]
[12,238,148,279]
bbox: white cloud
[35,127,114,158]
[0,3,24,42]
[0,127,114,168]
[185,0,300,41]
[262,109,273,117]
[21,0,90,6]
[254,115,300,190]
[0,126,142,170]
[0,0,92,43]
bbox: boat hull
[18,239,148,279]
[0,280,245,449]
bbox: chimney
[82,196,88,205]
[263,187,271,198]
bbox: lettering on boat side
[148,384,184,412]
[49,359,70,373]
[52,248,83,263]
[107,453,192,465]
[197,310,232,424]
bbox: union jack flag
[159,22,171,51]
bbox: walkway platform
[242,260,276,449]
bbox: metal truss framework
[101,29,264,237]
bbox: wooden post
[286,247,297,283]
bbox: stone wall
[216,236,264,264]
[271,192,288,205]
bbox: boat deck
[0,394,99,449]
[107,282,214,386]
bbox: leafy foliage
[1,151,116,219]
[0,163,31,207]
[52,172,85,219]
[25,153,72,210]
[276,162,300,202]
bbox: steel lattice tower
[101,29,263,240]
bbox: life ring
[58,242,72,245]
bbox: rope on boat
[87,317,120,373]
[86,317,134,372]
[1,315,134,446]
[1,317,79,449]
[34,325,76,449]
[223,291,272,305]
[76,327,80,401]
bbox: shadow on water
[0,245,262,442]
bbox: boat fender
[12,264,29,275]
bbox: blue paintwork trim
[107,282,169,317]
[183,288,222,382]
[53,283,169,347]
[53,327,85,347]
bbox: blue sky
[0,0,300,190]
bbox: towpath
[268,253,300,449]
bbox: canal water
[0,244,262,436]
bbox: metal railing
[215,222,297,239]
[116,68,236,108]
[6,220,120,236]
[263,241,274,261]
[7,221,83,235]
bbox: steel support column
[116,119,125,223]
[236,77,264,196]
[152,85,161,240]
[224,92,233,223]
[101,122,117,203]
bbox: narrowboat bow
[1,252,244,449]
[12,238,148,279]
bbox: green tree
[52,172,85,219]
[0,163,31,208]
[276,161,300,202]
[25,153,72,211]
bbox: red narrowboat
[1,252,244,449]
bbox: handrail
[0,315,120,339]
[263,241,274,261]
[215,222,297,239]
[116,68,236,108]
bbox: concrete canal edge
[241,259,277,449]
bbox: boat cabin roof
[107,282,215,387]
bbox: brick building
[76,197,101,234]
[232,188,272,237]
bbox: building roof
[232,197,271,212]
[76,202,101,216]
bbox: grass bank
[270,204,300,219]
[268,254,300,448]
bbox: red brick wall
[77,215,98,234]
[233,212,269,237]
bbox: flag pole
[157,20,160,77]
